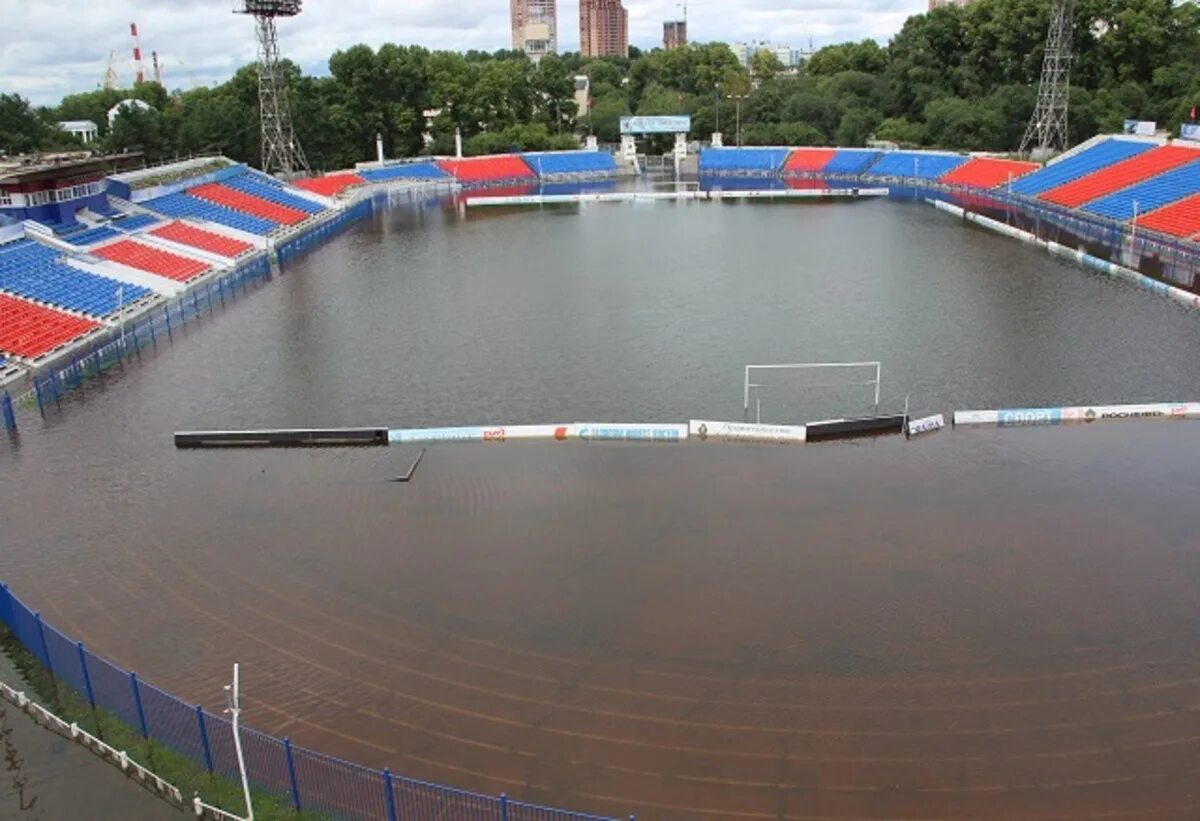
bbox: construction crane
[1020,0,1074,159]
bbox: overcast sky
[1,0,928,106]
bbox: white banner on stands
[906,414,945,437]
[574,423,688,443]
[954,403,1200,429]
[689,420,807,444]
[388,425,575,444]
[1182,124,1200,142]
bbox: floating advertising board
[688,420,807,444]
[620,115,692,135]
[388,425,575,444]
[1123,120,1157,136]
[906,414,945,437]
[954,403,1200,428]
[574,423,688,443]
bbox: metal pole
[1131,200,1139,246]
[117,287,125,354]
[226,664,255,821]
[875,363,881,408]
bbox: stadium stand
[1135,193,1200,238]
[191,183,308,225]
[1009,139,1155,196]
[699,148,791,175]
[0,293,99,360]
[1040,144,1200,207]
[0,242,150,316]
[522,151,617,177]
[460,184,537,200]
[824,149,883,175]
[438,155,536,184]
[359,163,450,184]
[150,222,254,258]
[939,157,1040,189]
[221,175,326,214]
[294,174,365,197]
[785,177,832,190]
[700,176,787,191]
[61,226,122,246]
[93,239,210,283]
[1082,160,1200,220]
[867,152,967,180]
[145,193,277,236]
[536,180,618,196]
[112,214,161,232]
[783,148,837,174]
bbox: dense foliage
[2,0,1198,170]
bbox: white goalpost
[744,362,882,424]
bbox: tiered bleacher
[0,293,99,360]
[866,151,967,180]
[359,163,450,184]
[93,239,211,284]
[782,149,838,175]
[699,148,790,175]
[521,151,617,177]
[1009,139,1155,196]
[61,226,122,246]
[294,174,366,197]
[145,193,277,236]
[1040,144,1200,207]
[1136,194,1200,238]
[939,157,1040,189]
[824,149,882,175]
[438,156,536,185]
[112,214,161,232]
[222,175,326,214]
[0,240,150,317]
[190,183,308,225]
[150,222,254,258]
[1082,160,1200,220]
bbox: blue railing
[0,581,626,821]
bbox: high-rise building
[664,20,687,51]
[580,0,628,59]
[511,0,557,61]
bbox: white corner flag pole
[226,663,255,820]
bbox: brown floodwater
[2,198,1200,819]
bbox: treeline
[2,0,1198,171]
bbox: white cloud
[0,0,928,106]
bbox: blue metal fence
[0,581,624,821]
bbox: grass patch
[0,625,333,820]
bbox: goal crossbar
[744,362,882,419]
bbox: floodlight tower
[1020,0,1074,159]
[237,0,310,176]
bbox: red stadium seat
[190,183,308,225]
[293,174,365,197]
[438,155,535,184]
[150,222,254,258]
[1135,193,1200,239]
[93,239,211,283]
[1041,145,1200,208]
[940,158,1040,189]
[783,149,837,174]
[0,293,99,359]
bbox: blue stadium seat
[112,214,160,232]
[522,151,618,177]
[359,163,451,183]
[61,226,122,246]
[824,150,882,175]
[221,175,327,214]
[866,152,966,180]
[1082,159,1200,220]
[144,193,277,236]
[537,180,619,196]
[699,148,791,175]
[1009,139,1156,196]
[0,241,151,317]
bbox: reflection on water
[1,200,1199,818]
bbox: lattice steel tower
[238,0,309,176]
[1020,0,1074,158]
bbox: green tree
[0,93,56,154]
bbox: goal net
[743,362,882,425]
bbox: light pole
[225,664,255,821]
[726,94,746,147]
[714,83,721,135]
